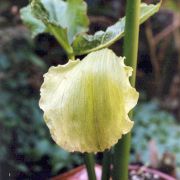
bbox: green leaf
[20,0,89,56]
[73,2,161,56]
[39,49,139,152]
[20,5,46,38]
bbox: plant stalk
[84,153,97,180]
[101,150,111,180]
[47,25,74,59]
[112,0,141,180]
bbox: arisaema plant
[20,0,161,179]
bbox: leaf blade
[20,5,46,38]
[20,0,89,56]
[73,2,161,56]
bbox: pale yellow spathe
[39,48,139,152]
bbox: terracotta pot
[52,165,176,180]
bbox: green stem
[47,24,74,59]
[84,153,97,180]
[101,150,111,180]
[112,0,140,180]
[68,53,75,60]
[113,133,131,180]
[123,1,141,87]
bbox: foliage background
[0,0,180,179]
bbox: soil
[129,169,162,180]
[128,166,176,180]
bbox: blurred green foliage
[132,100,180,169]
[0,27,82,179]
